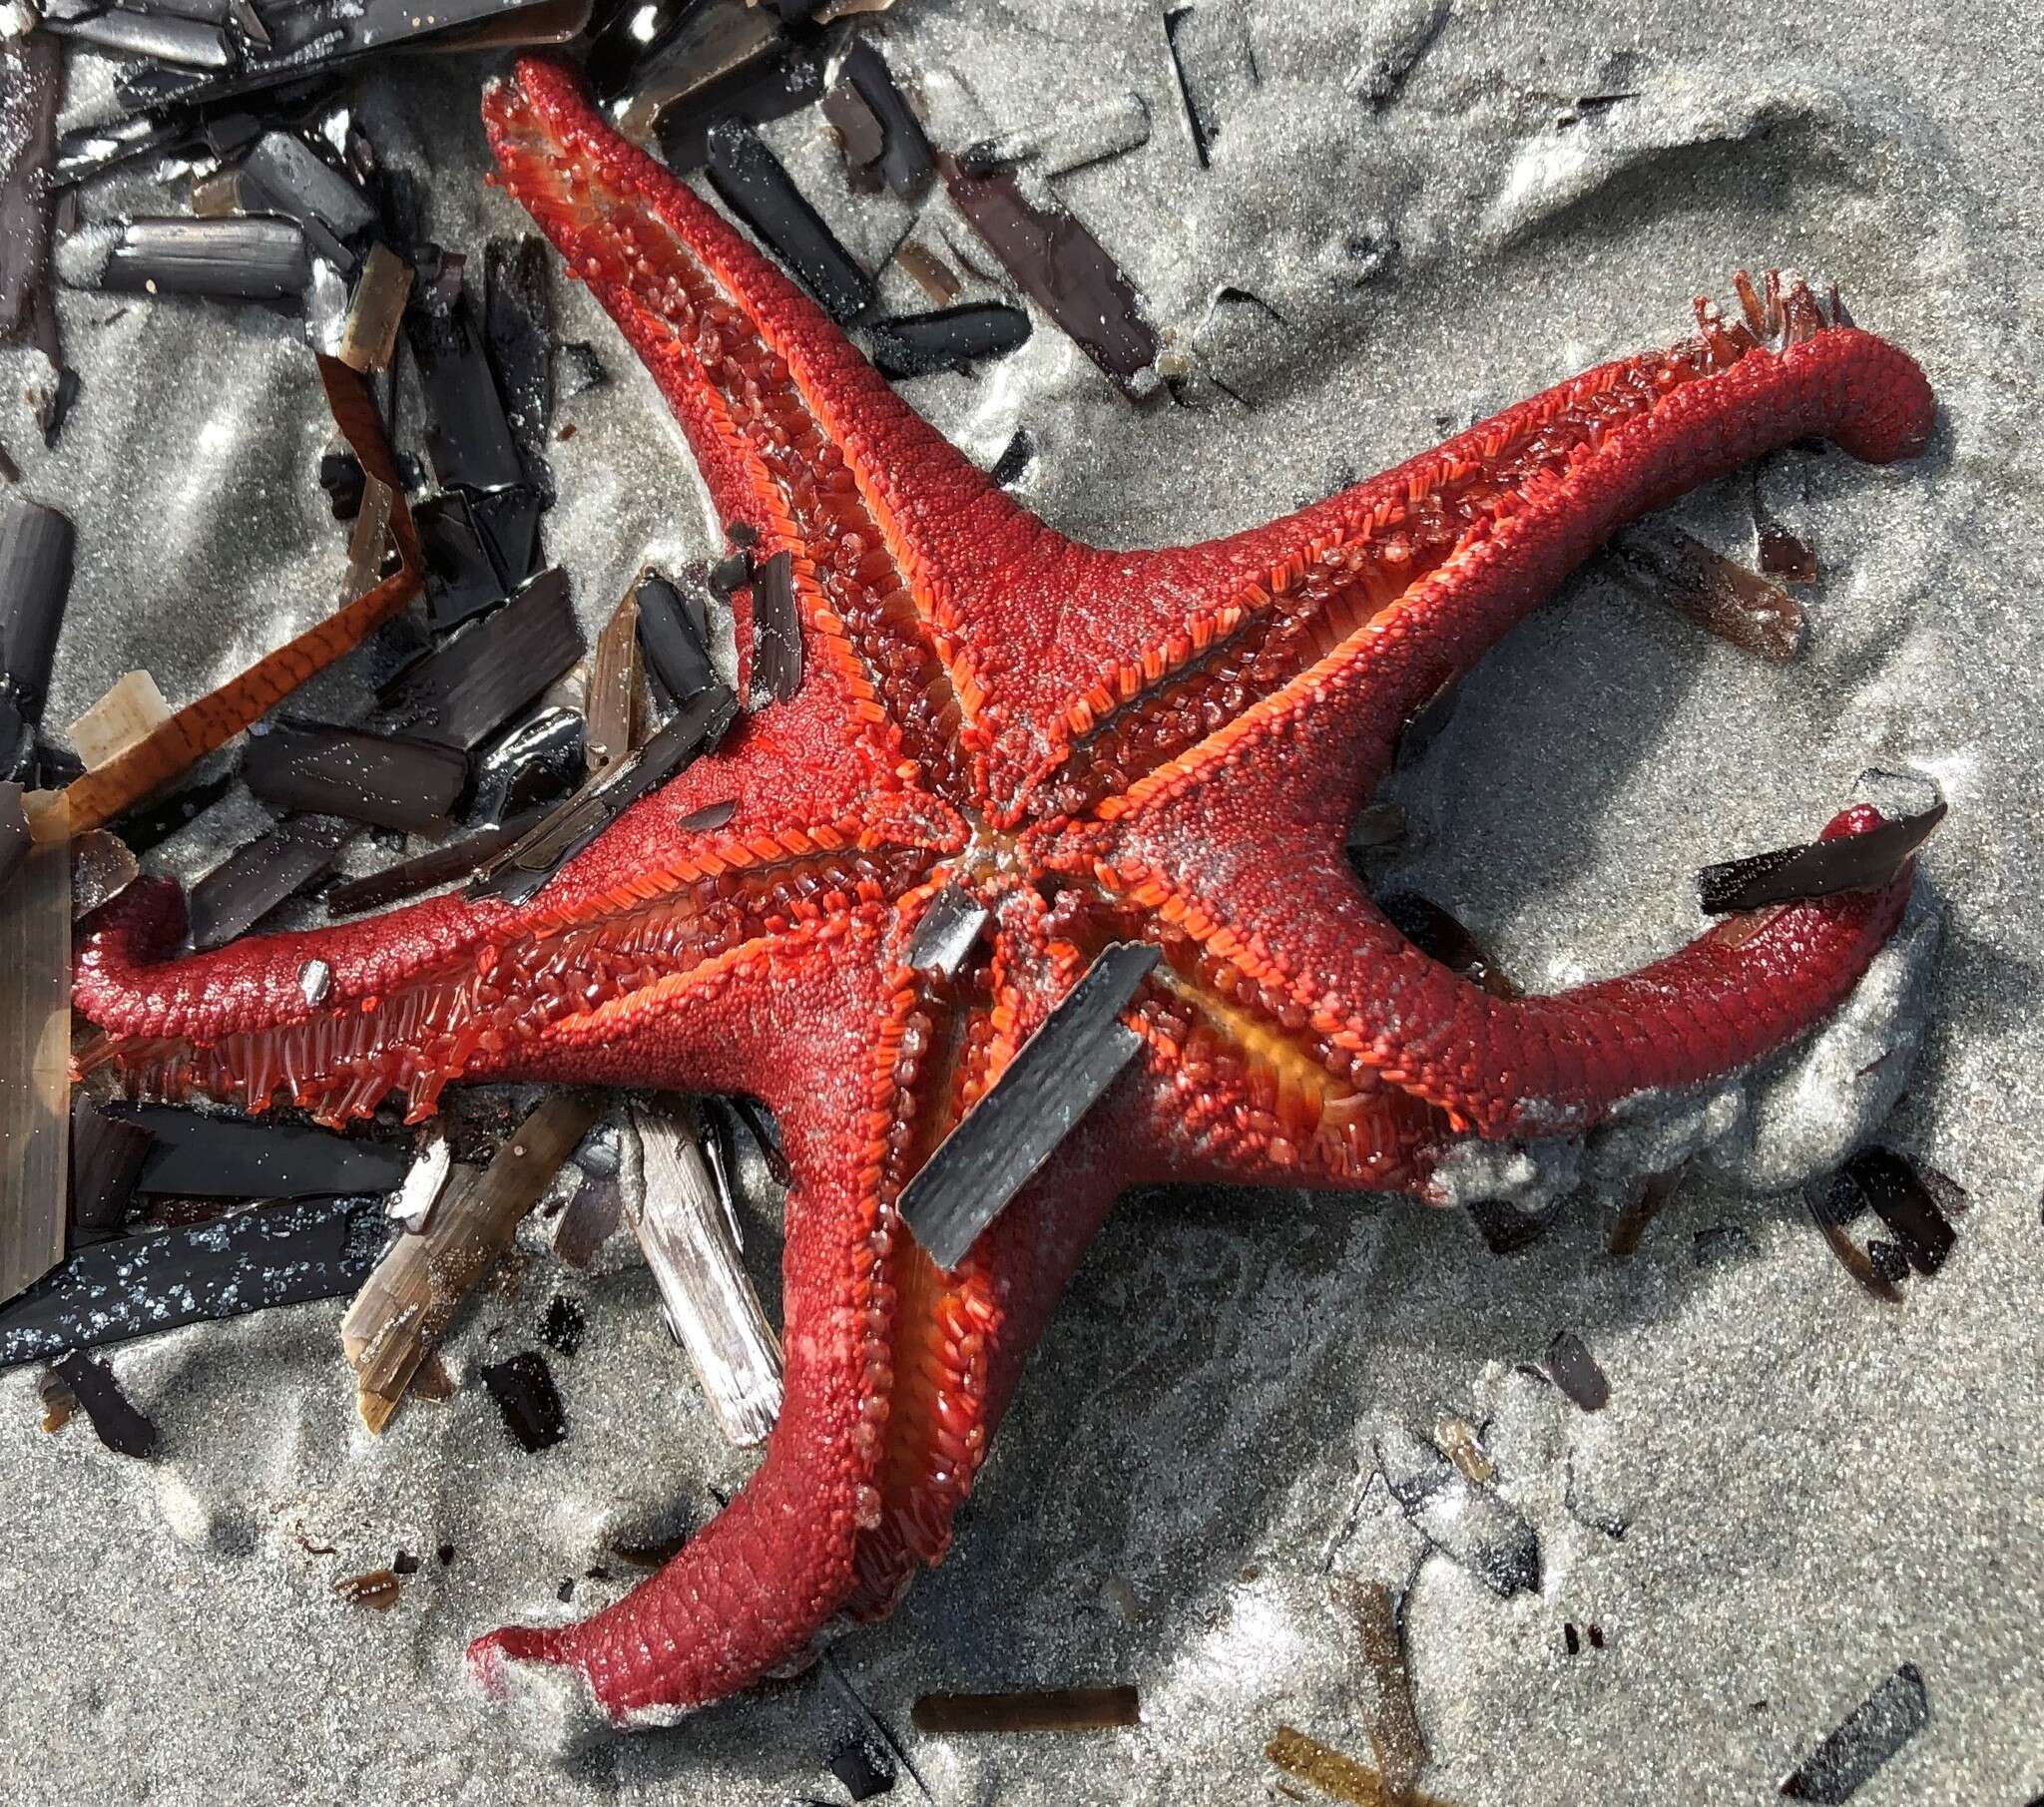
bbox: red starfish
[69,60,1935,1725]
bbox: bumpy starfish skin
[68,59,1936,1724]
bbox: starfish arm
[472,913,1129,1721]
[485,60,1056,804]
[1015,290,1933,828]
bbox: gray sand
[2,1,2041,1802]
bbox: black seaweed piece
[1164,4,1257,167]
[37,365,81,448]
[319,443,364,519]
[1841,1148,1957,1277]
[468,683,739,906]
[1544,1329,1611,1411]
[472,707,584,827]
[0,780,26,892]
[0,493,75,719]
[989,427,1035,487]
[47,8,234,67]
[236,130,376,270]
[729,1095,792,1188]
[69,1095,154,1240]
[939,157,1160,399]
[479,1350,568,1452]
[416,489,511,632]
[1466,1194,1555,1255]
[112,762,236,853]
[380,567,585,751]
[708,549,752,600]
[827,1729,896,1801]
[655,51,823,175]
[324,807,545,915]
[0,700,27,786]
[100,217,311,302]
[902,943,1159,1270]
[108,1104,411,1198]
[749,549,801,705]
[822,74,886,187]
[469,485,546,595]
[838,39,933,201]
[1699,802,1945,914]
[50,1351,160,1456]
[584,0,694,98]
[188,811,355,950]
[2,1196,386,1368]
[540,1292,586,1357]
[705,118,874,326]
[1379,888,1514,996]
[404,251,526,495]
[483,234,554,478]
[637,569,719,707]
[1779,1663,1930,1803]
[1,36,62,362]
[243,720,468,834]
[1802,1173,1903,1305]
[554,338,608,396]
[868,303,1031,380]
[906,883,989,977]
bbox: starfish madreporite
[68,58,1936,1725]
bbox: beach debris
[1606,1164,1686,1260]
[906,884,990,978]
[237,130,377,271]
[826,1728,897,1800]
[868,304,1032,379]
[1,33,62,367]
[1801,1172,1902,1305]
[1329,1578,1427,1801]
[1562,1621,1609,1654]
[650,29,823,175]
[726,1096,792,1188]
[1778,1662,1930,1803]
[901,942,1159,1270]
[1698,800,1945,915]
[1694,1222,1757,1267]
[939,154,1161,399]
[1464,1193,1557,1256]
[990,428,1036,488]
[635,567,721,709]
[1377,889,1513,997]
[707,118,875,325]
[1373,1423,1541,1596]
[50,1350,160,1458]
[483,234,554,473]
[1840,1148,1959,1276]
[324,810,545,915]
[1431,1414,1495,1484]
[911,1687,1140,1734]
[471,707,583,827]
[1164,1,1258,168]
[956,92,1152,182]
[747,550,802,706]
[0,841,69,1304]
[188,812,358,949]
[468,679,739,906]
[38,355,423,841]
[68,1095,153,1240]
[540,1292,586,1357]
[584,586,644,774]
[406,246,525,495]
[110,1103,410,1198]
[1266,1725,1459,1806]
[381,567,585,751]
[38,1369,77,1433]
[628,1101,783,1447]
[833,40,934,200]
[596,0,782,141]
[1608,521,1805,662]
[334,1569,402,1610]
[0,495,74,778]
[1542,1331,1610,1412]
[70,671,173,772]
[70,829,140,921]
[1,1195,387,1368]
[479,1349,569,1452]
[385,1124,452,1234]
[82,216,311,302]
[892,237,962,305]
[243,721,469,834]
[416,490,512,632]
[341,1092,601,1433]
[1346,800,1407,855]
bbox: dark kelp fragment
[748,549,801,706]
[1465,1193,1556,1255]
[1839,1148,1958,1277]
[823,73,887,188]
[1328,1577,1427,1802]
[43,4,233,67]
[1543,1330,1611,1412]
[729,1096,792,1188]
[677,798,738,833]
[636,567,720,706]
[188,811,356,949]
[381,567,584,750]
[468,682,738,906]
[1607,522,1804,663]
[322,812,541,914]
[901,943,1159,1270]
[906,884,989,977]
[405,249,525,495]
[236,130,376,270]
[868,303,1031,379]
[110,1104,410,1198]
[471,706,583,825]
[0,35,63,363]
[604,0,785,145]
[1164,2,1258,168]
[69,1095,153,1239]
[1377,889,1514,997]
[653,46,823,175]
[827,1729,897,1800]
[911,1688,1140,1734]
[0,496,75,748]
[482,233,553,471]
[1374,1422,1541,1596]
[584,586,642,775]
[940,155,1160,399]
[243,721,468,834]
[540,1292,586,1357]
[0,1199,382,1365]
[50,1351,159,1457]
[990,427,1035,487]
[92,216,312,301]
[479,1350,568,1453]
[1779,1663,1930,1803]
[1266,1725,1454,1807]
[706,118,874,325]
[1606,1164,1686,1260]
[416,489,512,631]
[1802,1172,1903,1305]
[1698,802,1945,915]
[335,1568,402,1610]
[835,39,934,200]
